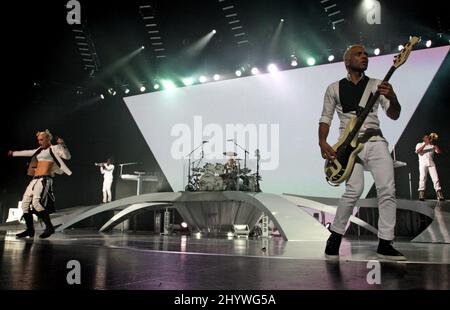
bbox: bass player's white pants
[331,140,397,241]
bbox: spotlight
[251,67,259,75]
[212,29,217,34]
[235,70,242,77]
[162,80,176,90]
[182,78,194,86]
[213,74,221,81]
[141,45,145,50]
[108,88,116,96]
[181,222,188,229]
[100,94,105,100]
[153,83,160,90]
[398,45,404,51]
[328,55,335,62]
[374,48,381,55]
[307,57,316,66]
[280,18,284,22]
[124,88,130,94]
[267,64,279,73]
[233,224,250,237]
[290,55,298,67]
[140,86,146,92]
[425,40,432,48]
[363,0,376,10]
[199,76,208,83]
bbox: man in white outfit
[8,130,71,239]
[415,134,444,201]
[100,158,114,203]
[319,45,406,261]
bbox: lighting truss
[319,0,345,30]
[71,21,100,77]
[217,0,249,46]
[138,0,167,60]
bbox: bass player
[318,45,405,261]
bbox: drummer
[224,158,238,174]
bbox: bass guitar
[324,36,420,186]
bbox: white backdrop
[124,46,449,197]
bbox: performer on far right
[415,133,445,201]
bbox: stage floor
[0,230,449,290]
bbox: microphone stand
[255,149,261,192]
[228,140,249,192]
[230,140,249,170]
[185,142,208,190]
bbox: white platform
[52,192,329,241]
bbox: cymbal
[223,152,238,157]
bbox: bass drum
[199,173,225,191]
[214,163,225,175]
[203,163,216,175]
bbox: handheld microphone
[226,139,234,142]
[202,140,209,144]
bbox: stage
[0,230,448,290]
[0,1,448,303]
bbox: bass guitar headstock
[393,36,420,69]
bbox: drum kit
[185,151,261,192]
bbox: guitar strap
[356,78,384,141]
[356,78,378,114]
